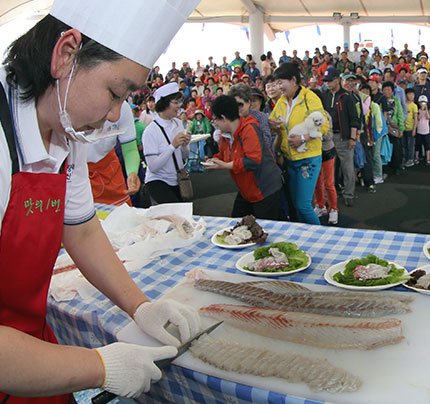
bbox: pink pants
[314,158,337,212]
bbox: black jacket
[322,88,360,141]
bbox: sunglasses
[237,102,244,107]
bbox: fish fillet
[239,280,414,304]
[200,304,404,349]
[194,279,411,318]
[190,334,362,393]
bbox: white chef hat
[154,82,180,103]
[49,0,200,68]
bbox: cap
[309,77,317,83]
[242,74,250,78]
[417,68,428,74]
[420,55,428,59]
[368,75,381,83]
[322,68,340,81]
[341,72,357,80]
[418,95,428,103]
[251,87,265,100]
[369,68,382,76]
[195,77,202,82]
[49,0,200,68]
[153,82,180,103]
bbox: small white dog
[288,111,325,153]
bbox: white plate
[211,227,257,249]
[403,265,430,295]
[324,260,408,291]
[190,134,211,144]
[423,241,430,260]
[200,161,216,167]
[235,251,311,277]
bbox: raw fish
[194,279,411,318]
[190,334,362,393]
[200,304,404,349]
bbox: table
[47,205,430,404]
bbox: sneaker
[404,160,414,168]
[374,176,384,184]
[414,159,420,165]
[314,205,328,217]
[427,160,430,166]
[368,185,376,193]
[328,209,338,225]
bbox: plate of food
[324,254,410,291]
[423,240,430,260]
[403,265,430,295]
[200,161,217,167]
[211,215,268,249]
[235,242,311,276]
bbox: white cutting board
[118,270,430,404]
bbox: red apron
[88,148,131,206]
[0,85,73,403]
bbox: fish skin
[239,280,414,304]
[190,334,363,393]
[200,304,404,350]
[193,279,411,318]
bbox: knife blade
[91,321,223,404]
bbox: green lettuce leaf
[333,254,409,286]
[249,242,309,272]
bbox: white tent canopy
[2,0,429,29]
[1,0,429,63]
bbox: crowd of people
[129,43,430,226]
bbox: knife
[92,321,223,404]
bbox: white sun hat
[49,0,200,68]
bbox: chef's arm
[63,215,149,317]
[0,325,103,396]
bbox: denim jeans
[287,155,322,225]
[402,130,415,162]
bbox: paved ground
[189,162,430,235]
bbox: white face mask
[56,59,103,143]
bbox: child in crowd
[404,88,418,167]
[186,98,198,120]
[187,109,211,172]
[203,97,213,120]
[415,95,430,165]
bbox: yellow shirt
[405,101,418,131]
[270,87,329,161]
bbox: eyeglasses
[170,99,183,105]
[265,83,278,89]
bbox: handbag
[154,121,193,201]
[387,122,400,138]
[353,140,366,170]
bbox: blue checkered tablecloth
[47,204,430,404]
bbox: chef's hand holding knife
[94,299,200,398]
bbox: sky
[1,14,430,76]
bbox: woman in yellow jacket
[269,63,329,224]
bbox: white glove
[95,342,177,398]
[134,299,201,347]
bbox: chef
[87,101,141,206]
[0,0,201,403]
